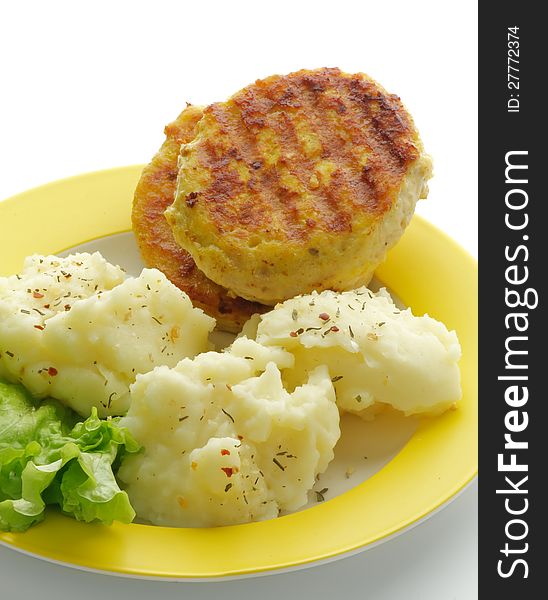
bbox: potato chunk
[0,253,214,416]
[246,287,462,417]
[118,338,340,527]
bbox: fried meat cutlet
[165,68,432,305]
[132,104,266,332]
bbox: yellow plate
[0,166,477,579]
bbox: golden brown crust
[177,68,421,242]
[132,105,266,332]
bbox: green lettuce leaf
[0,380,140,532]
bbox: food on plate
[132,103,266,333]
[0,380,139,532]
[0,253,215,417]
[0,246,463,531]
[242,287,461,417]
[165,67,433,305]
[117,337,339,527]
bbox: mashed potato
[0,253,215,416]
[244,287,462,417]
[118,337,340,527]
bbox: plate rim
[0,478,476,582]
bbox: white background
[0,1,478,598]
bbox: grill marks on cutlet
[204,96,316,241]
[189,68,420,241]
[345,79,419,209]
[328,80,396,214]
[312,72,417,215]
[203,102,279,237]
[296,74,360,231]
[265,110,310,238]
[269,78,341,232]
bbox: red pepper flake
[330,326,340,332]
[33,292,44,299]
[237,435,244,440]
[34,325,45,330]
[221,467,234,478]
[289,331,298,337]
[185,192,198,207]
[48,367,58,376]
[319,312,330,321]
[43,304,50,309]
[64,304,71,311]
[221,449,231,456]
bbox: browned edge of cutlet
[131,104,266,333]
